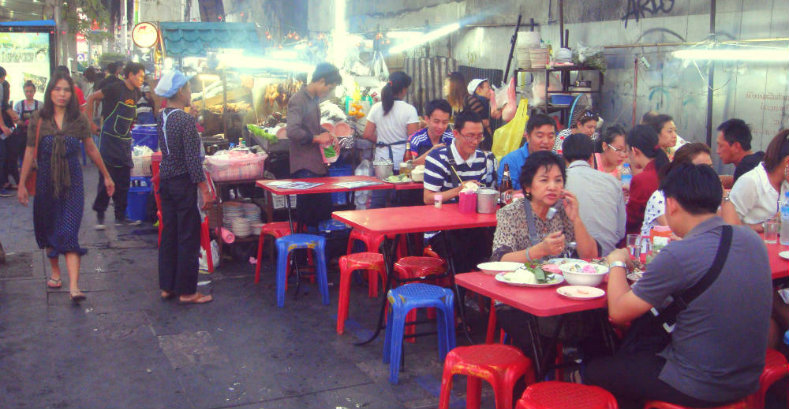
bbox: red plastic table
[333,204,498,344]
[455,271,611,379]
[257,175,392,232]
[390,181,423,191]
[762,239,789,280]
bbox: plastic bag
[491,98,529,161]
[572,42,607,73]
[354,159,372,210]
[199,239,220,271]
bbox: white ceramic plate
[556,286,605,300]
[477,261,524,274]
[779,251,789,260]
[495,271,565,287]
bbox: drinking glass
[626,234,640,260]
[764,219,780,244]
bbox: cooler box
[126,176,153,222]
[328,163,353,205]
[131,125,158,151]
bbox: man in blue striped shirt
[408,99,454,166]
[423,110,496,204]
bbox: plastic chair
[383,283,456,384]
[274,234,329,308]
[393,256,448,342]
[746,348,789,409]
[642,400,747,409]
[337,252,386,334]
[439,344,534,409]
[515,381,619,409]
[254,221,297,284]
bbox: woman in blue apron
[361,72,420,208]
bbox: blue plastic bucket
[328,163,353,205]
[131,125,158,151]
[126,177,152,221]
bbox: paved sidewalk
[0,164,487,409]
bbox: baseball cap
[155,70,193,98]
[467,78,488,95]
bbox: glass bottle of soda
[499,164,513,204]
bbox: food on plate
[385,174,411,183]
[500,264,557,285]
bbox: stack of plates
[223,202,244,227]
[529,48,549,69]
[231,218,252,238]
[555,47,572,64]
[516,32,540,70]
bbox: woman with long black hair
[362,71,420,207]
[625,124,670,234]
[17,71,115,302]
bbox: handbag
[24,118,42,196]
[620,225,733,354]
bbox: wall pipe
[706,0,716,148]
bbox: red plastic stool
[642,400,747,409]
[516,381,618,409]
[337,252,386,334]
[393,256,447,342]
[254,222,297,283]
[439,344,534,409]
[747,348,789,409]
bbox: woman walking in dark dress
[155,70,213,304]
[17,71,115,302]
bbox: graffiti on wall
[622,0,676,28]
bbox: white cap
[467,78,488,95]
[154,70,192,98]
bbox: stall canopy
[160,22,261,58]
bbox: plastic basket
[131,125,158,151]
[205,151,268,182]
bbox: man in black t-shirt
[716,118,764,189]
[86,62,145,228]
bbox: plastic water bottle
[621,163,632,203]
[780,192,789,245]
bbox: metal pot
[373,159,393,180]
[477,188,499,214]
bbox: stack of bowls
[231,218,252,238]
[243,203,264,234]
[517,31,540,70]
[529,48,549,69]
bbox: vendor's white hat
[467,78,488,95]
[155,70,193,98]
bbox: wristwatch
[609,261,628,270]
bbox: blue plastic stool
[383,283,456,384]
[274,234,330,308]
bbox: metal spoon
[565,241,577,258]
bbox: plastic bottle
[780,192,789,245]
[620,163,632,203]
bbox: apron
[100,100,136,167]
[375,139,407,169]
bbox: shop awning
[159,22,261,58]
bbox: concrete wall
[308,0,789,169]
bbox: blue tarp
[159,22,261,58]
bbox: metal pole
[705,0,716,147]
[121,0,128,54]
[559,0,564,50]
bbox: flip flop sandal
[161,291,176,300]
[47,278,62,289]
[70,291,87,303]
[178,293,213,304]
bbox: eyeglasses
[460,132,485,141]
[608,144,627,154]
